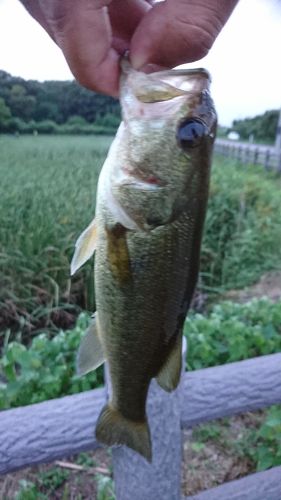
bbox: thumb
[130,0,239,69]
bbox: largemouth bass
[71,60,217,462]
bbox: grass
[0,134,281,338]
[202,155,281,291]
[0,135,111,336]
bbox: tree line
[0,70,121,134]
[0,70,279,141]
[230,110,279,144]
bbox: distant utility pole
[275,108,281,172]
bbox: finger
[39,0,120,96]
[109,0,151,43]
[109,0,151,61]
[130,0,239,69]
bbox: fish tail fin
[96,404,152,462]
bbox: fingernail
[130,52,148,71]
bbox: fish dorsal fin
[156,336,182,392]
[76,315,105,376]
[70,218,97,276]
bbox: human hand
[20,0,238,97]
[130,0,239,70]
[20,0,150,96]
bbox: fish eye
[176,118,207,150]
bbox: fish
[70,59,217,462]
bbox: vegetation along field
[1,134,281,335]
[1,133,281,498]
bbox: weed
[96,474,115,500]
[75,452,96,468]
[15,480,47,500]
[38,467,69,491]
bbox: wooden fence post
[237,146,242,162]
[244,146,249,164]
[264,149,271,171]
[253,147,259,165]
[106,339,187,500]
[275,108,281,173]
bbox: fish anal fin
[156,336,182,392]
[71,218,97,276]
[96,404,152,462]
[76,315,105,376]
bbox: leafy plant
[1,298,280,411]
[184,298,281,474]
[0,313,103,409]
[185,298,281,370]
[255,406,281,470]
[38,468,70,491]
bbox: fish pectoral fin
[76,315,105,376]
[96,404,152,463]
[156,336,182,392]
[70,218,97,276]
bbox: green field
[1,134,281,338]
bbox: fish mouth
[121,59,211,104]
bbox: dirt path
[225,271,281,303]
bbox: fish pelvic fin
[70,217,97,276]
[156,336,182,392]
[96,404,152,463]
[76,315,105,376]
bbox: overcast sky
[0,0,280,126]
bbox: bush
[66,115,88,126]
[95,112,120,128]
[5,117,28,133]
[35,120,58,134]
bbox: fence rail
[185,466,281,500]
[1,353,281,498]
[215,139,281,172]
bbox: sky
[0,0,280,126]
